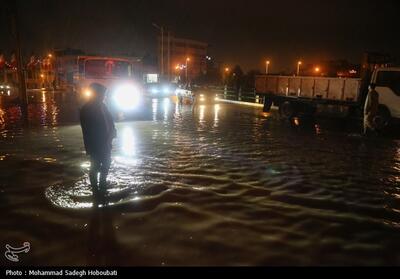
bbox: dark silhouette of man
[80,83,116,197]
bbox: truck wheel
[279,101,296,119]
[263,98,273,112]
[373,106,391,131]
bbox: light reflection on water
[46,158,144,209]
[163,98,170,121]
[199,105,205,124]
[152,98,158,122]
[214,104,220,127]
[121,127,135,157]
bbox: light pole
[167,31,170,81]
[152,23,164,79]
[297,61,302,76]
[224,67,230,85]
[266,60,270,75]
[185,57,190,83]
[175,64,180,81]
[9,0,28,124]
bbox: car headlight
[162,86,170,94]
[113,85,140,110]
[151,87,159,94]
[84,89,92,98]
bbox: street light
[223,67,230,85]
[185,57,190,82]
[266,60,270,75]
[314,67,321,74]
[48,54,53,58]
[297,61,302,76]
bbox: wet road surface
[0,91,400,266]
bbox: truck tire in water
[373,106,391,131]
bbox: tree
[230,65,243,91]
[243,70,261,89]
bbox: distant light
[315,67,320,73]
[48,54,53,58]
[186,57,190,62]
[85,90,92,98]
[225,67,230,72]
[162,86,170,94]
[298,61,302,65]
[40,74,45,78]
[151,87,159,94]
[146,74,158,83]
[349,69,357,74]
[266,61,270,65]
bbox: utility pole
[161,26,164,79]
[152,23,164,80]
[297,61,302,76]
[9,0,28,124]
[185,58,190,83]
[167,31,171,82]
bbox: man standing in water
[363,83,380,135]
[80,83,116,198]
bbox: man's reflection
[87,204,120,266]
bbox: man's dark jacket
[80,101,116,156]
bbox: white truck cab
[371,67,400,119]
[73,56,144,112]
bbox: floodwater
[1,91,400,266]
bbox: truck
[256,53,400,130]
[56,55,145,112]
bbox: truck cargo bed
[256,75,362,104]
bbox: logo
[5,242,30,262]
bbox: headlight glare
[114,85,140,110]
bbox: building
[158,35,208,82]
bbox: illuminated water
[1,91,400,266]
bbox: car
[190,86,219,105]
[145,82,177,98]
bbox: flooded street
[1,91,400,266]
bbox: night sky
[1,0,400,72]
